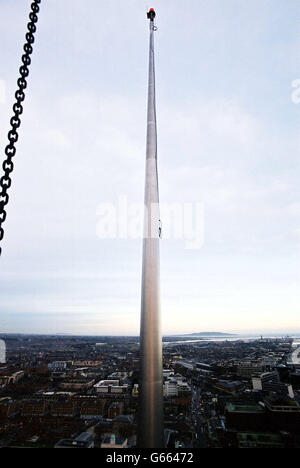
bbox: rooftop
[226,402,265,413]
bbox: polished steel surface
[138,18,164,448]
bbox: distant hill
[186,332,236,336]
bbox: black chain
[0,0,42,256]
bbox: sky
[0,0,300,336]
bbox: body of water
[163,334,300,346]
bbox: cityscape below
[0,332,299,448]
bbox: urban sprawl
[0,334,299,448]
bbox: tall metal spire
[138,8,164,448]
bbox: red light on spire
[147,8,156,20]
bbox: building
[94,380,128,394]
[225,402,266,431]
[48,361,67,371]
[226,398,300,435]
[25,363,49,376]
[21,400,47,417]
[50,401,77,417]
[108,372,129,383]
[236,432,285,449]
[0,370,24,386]
[252,371,294,397]
[195,362,213,375]
[175,360,194,371]
[94,418,113,438]
[55,432,94,449]
[80,400,105,420]
[214,380,243,394]
[252,371,279,390]
[0,398,19,419]
[101,434,128,449]
[164,380,178,398]
[108,402,124,419]
[73,361,102,367]
[236,362,264,377]
[112,415,134,438]
[60,378,95,391]
[164,378,191,398]
[264,397,300,433]
[163,369,174,378]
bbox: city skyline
[0,0,300,335]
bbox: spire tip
[147,8,156,21]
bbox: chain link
[0,0,42,256]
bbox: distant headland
[182,332,236,337]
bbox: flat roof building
[55,432,94,449]
[94,380,128,394]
